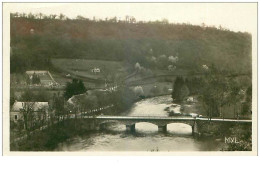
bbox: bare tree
[38,13,43,19]
[59,13,66,20]
[20,102,35,135]
[27,13,35,19]
[76,15,86,20]
[49,14,57,20]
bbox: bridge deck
[91,116,252,123]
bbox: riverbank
[10,119,96,151]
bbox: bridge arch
[98,120,122,131]
[134,122,159,133]
[166,122,193,135]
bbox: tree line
[171,66,252,119]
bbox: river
[55,95,223,151]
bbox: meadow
[51,59,130,80]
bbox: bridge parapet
[79,116,252,136]
[96,118,196,127]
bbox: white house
[10,101,49,123]
[91,67,100,73]
[202,65,209,70]
[26,70,48,76]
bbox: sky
[6,3,257,33]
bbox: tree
[59,13,66,20]
[82,94,98,115]
[38,13,43,19]
[64,79,87,100]
[49,14,57,19]
[20,89,50,102]
[179,85,190,100]
[52,92,67,122]
[163,86,169,94]
[172,77,189,102]
[32,73,40,84]
[185,77,202,95]
[36,90,50,102]
[27,13,35,19]
[20,102,35,133]
[10,88,16,107]
[150,86,160,96]
[135,62,141,72]
[241,85,252,115]
[76,15,86,20]
[78,80,86,94]
[112,86,136,112]
[21,89,34,101]
[199,66,230,119]
[134,86,144,98]
[156,55,169,69]
[168,55,178,64]
[161,18,169,24]
[227,79,245,119]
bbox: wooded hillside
[10,15,252,74]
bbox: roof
[11,101,49,112]
[67,93,87,105]
[67,89,106,105]
[26,71,49,75]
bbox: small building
[202,65,209,70]
[187,96,194,102]
[91,67,101,73]
[67,93,87,105]
[26,70,49,76]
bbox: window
[14,115,18,120]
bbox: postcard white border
[2,2,258,156]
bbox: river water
[55,95,223,151]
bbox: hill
[10,16,252,75]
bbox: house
[186,96,194,102]
[67,93,87,105]
[26,70,49,76]
[91,67,100,73]
[202,65,209,70]
[10,101,49,123]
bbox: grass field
[51,59,195,89]
[51,59,130,80]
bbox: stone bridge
[80,116,252,136]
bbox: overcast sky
[7,3,257,33]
